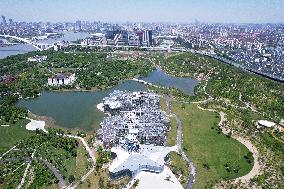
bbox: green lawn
[160,96,168,113]
[0,119,34,154]
[74,141,90,179]
[167,117,178,146]
[171,101,253,189]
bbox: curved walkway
[166,95,196,189]
[65,135,96,189]
[195,101,262,184]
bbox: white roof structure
[257,120,276,128]
[134,166,183,189]
[109,144,178,175]
[26,118,47,133]
[91,33,105,37]
[129,128,139,134]
[109,147,130,172]
[105,100,122,109]
[126,134,138,143]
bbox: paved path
[16,149,36,189]
[67,167,95,189]
[65,135,96,189]
[0,145,17,160]
[166,95,196,189]
[66,135,96,164]
[42,160,66,188]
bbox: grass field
[160,96,168,113]
[74,141,90,179]
[167,117,178,146]
[0,119,34,154]
[171,101,253,189]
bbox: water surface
[141,69,198,95]
[17,81,146,131]
[0,31,91,59]
[17,69,198,131]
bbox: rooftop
[109,144,178,174]
[257,120,276,128]
[133,166,183,189]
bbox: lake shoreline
[17,69,198,132]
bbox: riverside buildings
[1,15,283,81]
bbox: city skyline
[0,0,284,23]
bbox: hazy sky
[0,0,284,23]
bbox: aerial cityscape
[0,1,283,189]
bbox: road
[166,95,196,189]
[66,135,96,164]
[42,160,66,188]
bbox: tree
[68,175,75,183]
[133,179,140,187]
[97,145,103,154]
[87,179,91,188]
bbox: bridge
[0,34,56,51]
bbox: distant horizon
[1,0,284,24]
[2,15,284,25]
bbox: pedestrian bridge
[0,34,56,51]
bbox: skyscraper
[143,30,153,47]
[9,18,13,26]
[1,16,7,26]
[148,30,153,46]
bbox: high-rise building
[148,30,153,46]
[135,31,144,46]
[1,16,7,26]
[75,20,82,31]
[143,30,153,47]
[9,18,13,26]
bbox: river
[0,31,91,59]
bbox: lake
[17,69,198,132]
[17,80,147,131]
[140,69,198,95]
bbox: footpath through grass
[162,95,189,188]
[171,101,253,188]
